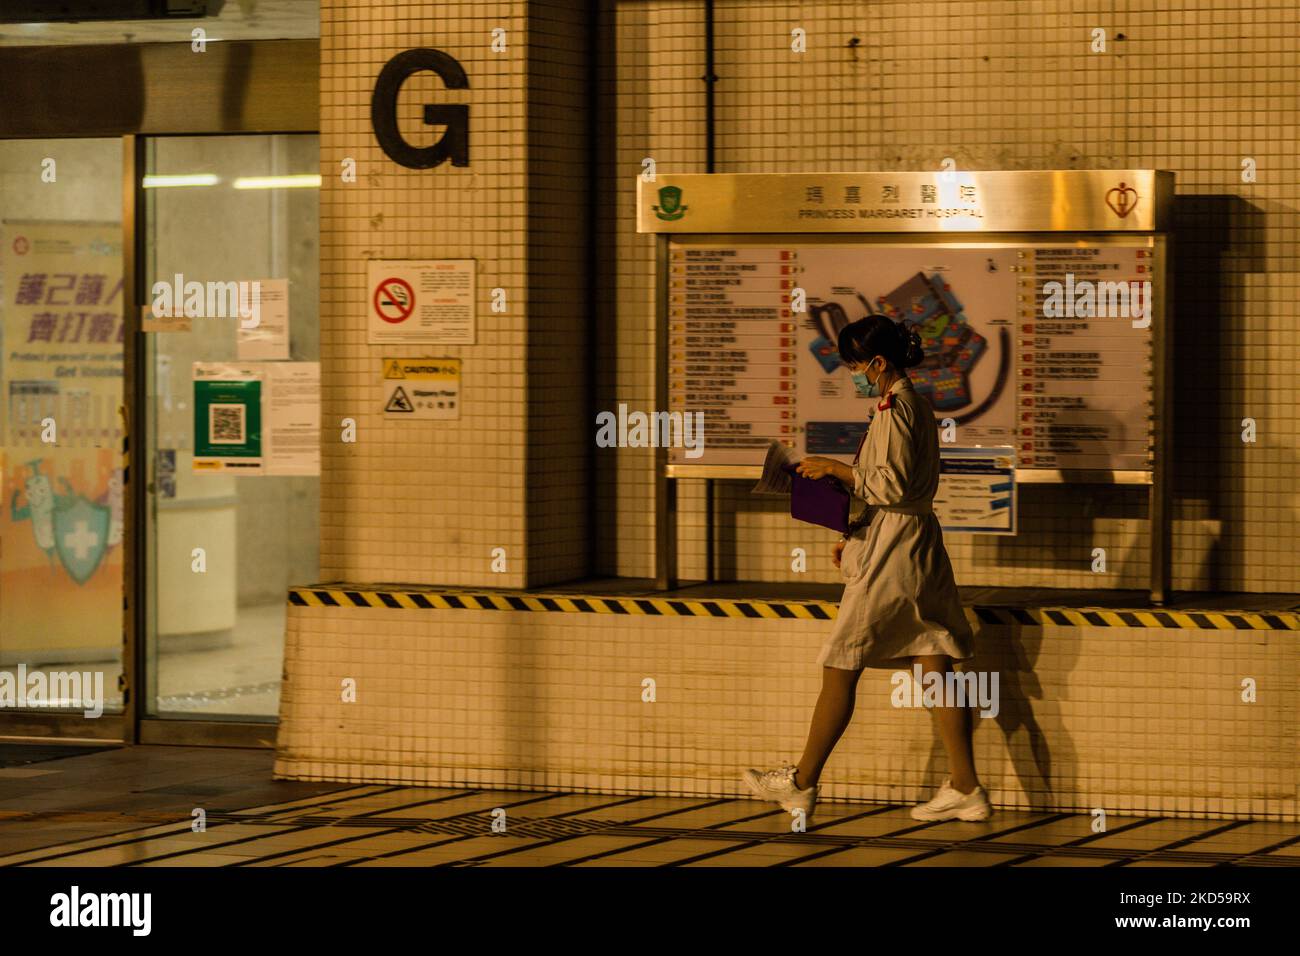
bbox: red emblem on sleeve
[877,394,894,411]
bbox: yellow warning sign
[379,357,461,420]
[382,358,460,380]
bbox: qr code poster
[192,364,263,472]
[209,404,247,444]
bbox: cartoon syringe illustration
[10,459,72,564]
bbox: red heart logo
[1106,182,1139,218]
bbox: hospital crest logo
[1105,181,1139,218]
[653,185,687,221]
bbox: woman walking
[743,314,989,822]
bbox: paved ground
[1,745,1298,867]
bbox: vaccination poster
[192,364,264,472]
[1,221,124,661]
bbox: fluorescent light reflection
[142,174,220,188]
[232,175,322,189]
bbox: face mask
[851,361,879,398]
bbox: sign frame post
[1148,235,1172,604]
[654,234,676,590]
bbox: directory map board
[667,239,1154,476]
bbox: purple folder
[781,463,851,533]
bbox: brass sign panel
[638,170,1173,234]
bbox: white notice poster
[265,362,320,475]
[141,303,191,333]
[933,446,1017,535]
[367,259,476,345]
[236,278,290,360]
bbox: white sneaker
[910,778,991,822]
[742,764,819,816]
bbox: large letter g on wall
[371,48,469,169]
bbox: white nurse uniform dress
[816,376,975,670]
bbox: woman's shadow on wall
[923,192,1251,808]
[922,621,1082,812]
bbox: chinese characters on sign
[1,220,125,656]
[667,247,798,465]
[666,240,1154,476]
[13,271,123,344]
[794,180,983,223]
[379,357,462,420]
[1016,247,1154,471]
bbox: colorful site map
[875,272,987,411]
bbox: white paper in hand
[751,439,799,495]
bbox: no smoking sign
[366,258,476,345]
[374,277,415,323]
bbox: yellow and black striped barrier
[966,606,1300,631]
[288,586,1300,631]
[289,586,836,620]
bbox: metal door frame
[0,39,318,747]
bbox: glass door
[141,133,319,722]
[0,137,125,730]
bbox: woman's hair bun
[836,313,925,370]
[895,321,924,369]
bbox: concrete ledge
[276,596,1300,821]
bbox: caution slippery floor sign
[380,357,461,420]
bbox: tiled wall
[609,0,1300,594]
[304,1,1298,811]
[606,0,705,579]
[276,604,1300,821]
[321,0,587,589]
[526,1,592,582]
[323,2,1296,594]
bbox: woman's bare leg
[794,666,863,788]
[914,654,979,793]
